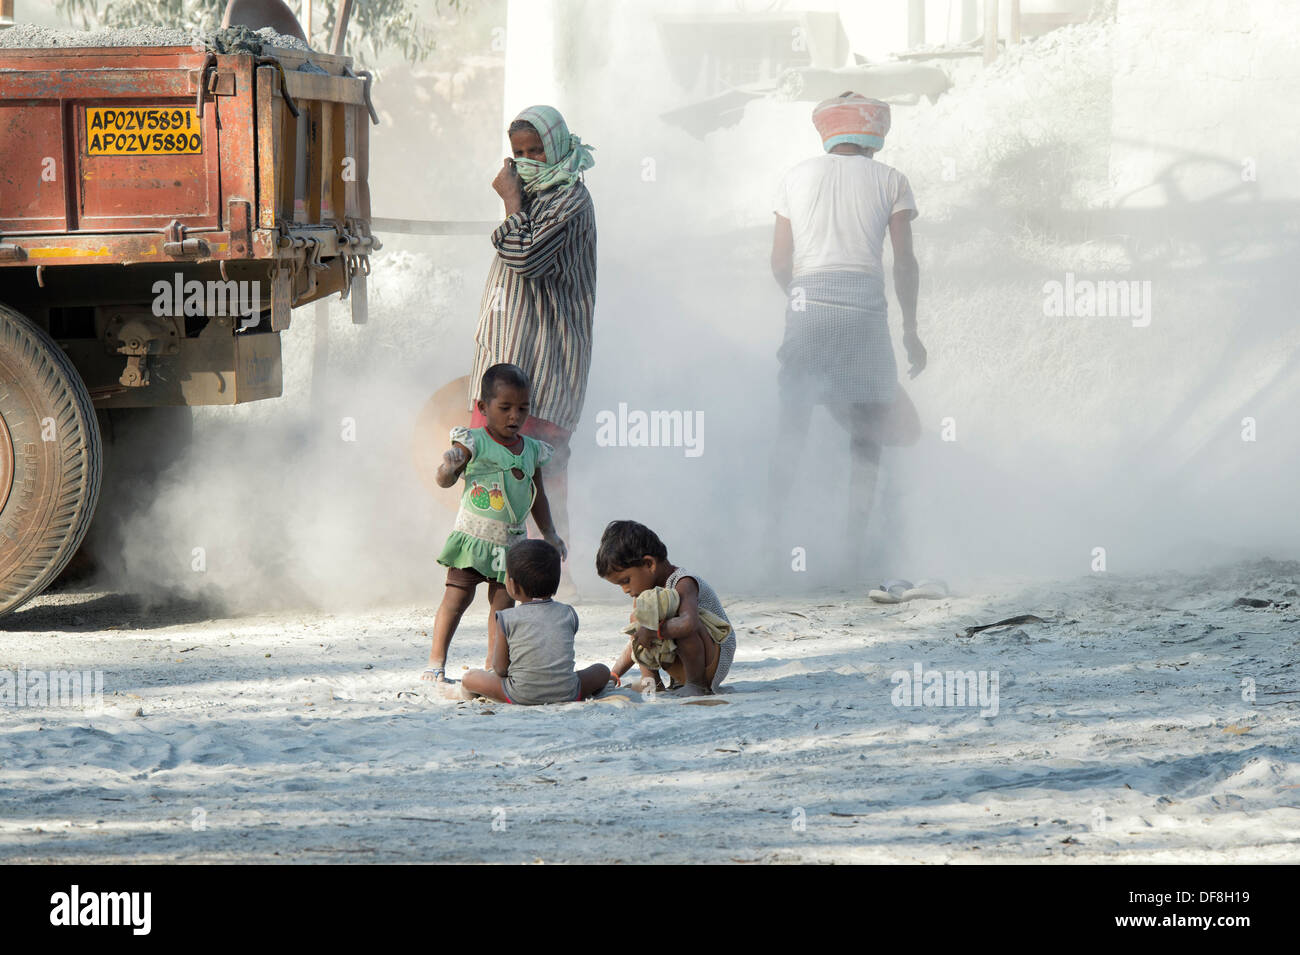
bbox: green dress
[437,425,554,582]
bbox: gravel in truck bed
[0,22,312,53]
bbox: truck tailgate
[0,46,236,236]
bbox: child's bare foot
[437,680,474,701]
[668,683,712,697]
[420,666,447,683]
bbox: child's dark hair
[480,363,530,404]
[506,538,561,599]
[595,520,668,577]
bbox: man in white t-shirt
[769,92,926,579]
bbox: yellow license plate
[86,107,202,156]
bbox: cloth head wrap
[812,93,891,152]
[510,105,596,194]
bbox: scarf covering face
[511,105,596,194]
[812,93,891,152]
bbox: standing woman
[769,92,927,576]
[470,106,597,588]
[470,102,595,582]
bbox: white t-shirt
[773,153,918,279]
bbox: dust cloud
[80,1,1300,611]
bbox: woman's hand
[492,159,523,211]
[903,329,927,378]
[543,530,567,561]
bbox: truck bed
[0,41,379,407]
[0,42,374,267]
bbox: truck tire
[0,302,103,617]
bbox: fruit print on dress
[488,482,505,511]
[469,481,490,510]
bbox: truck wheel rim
[0,410,13,516]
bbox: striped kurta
[470,181,597,433]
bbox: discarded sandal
[869,579,913,604]
[901,579,949,600]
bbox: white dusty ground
[1,559,1298,864]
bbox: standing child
[596,520,737,696]
[420,363,566,683]
[456,539,610,704]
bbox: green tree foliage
[54,0,456,67]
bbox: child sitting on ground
[596,520,736,696]
[421,363,566,683]
[456,539,610,704]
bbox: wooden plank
[331,0,356,56]
[331,101,346,221]
[258,47,349,74]
[356,93,371,221]
[279,87,296,224]
[320,98,335,220]
[255,65,278,229]
[289,103,306,224]
[305,101,322,223]
[281,70,367,106]
[343,103,358,220]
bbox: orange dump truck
[0,36,380,615]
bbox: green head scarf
[511,105,595,194]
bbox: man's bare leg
[830,402,890,580]
[848,433,882,577]
[545,460,571,544]
[548,461,580,597]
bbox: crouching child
[597,520,737,696]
